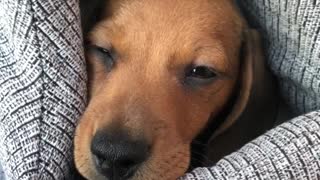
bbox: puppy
[75,0,280,179]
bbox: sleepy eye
[185,65,217,86]
[90,45,115,71]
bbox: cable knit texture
[180,111,320,179]
[238,0,320,115]
[0,0,86,179]
[0,0,320,179]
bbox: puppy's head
[75,0,252,179]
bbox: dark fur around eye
[89,45,116,71]
[184,65,217,87]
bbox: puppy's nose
[91,131,149,179]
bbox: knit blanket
[0,0,86,179]
[0,0,319,179]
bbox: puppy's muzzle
[91,130,150,179]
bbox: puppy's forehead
[96,1,242,35]
[91,0,244,65]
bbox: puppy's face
[75,0,244,179]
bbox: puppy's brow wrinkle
[94,22,116,33]
[194,45,218,53]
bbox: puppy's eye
[185,65,217,86]
[188,66,216,79]
[90,45,115,71]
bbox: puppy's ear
[204,30,282,164]
[80,0,107,35]
[80,0,125,35]
[212,29,266,138]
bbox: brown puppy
[75,0,273,179]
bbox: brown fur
[75,0,252,179]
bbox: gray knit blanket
[0,0,319,179]
[0,0,86,179]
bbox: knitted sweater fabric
[0,0,86,179]
[0,0,319,179]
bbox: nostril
[118,159,141,174]
[93,154,111,171]
[115,159,140,178]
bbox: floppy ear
[80,0,126,35]
[203,29,282,164]
[203,29,293,164]
[211,29,268,138]
[80,0,107,35]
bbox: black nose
[91,131,150,179]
